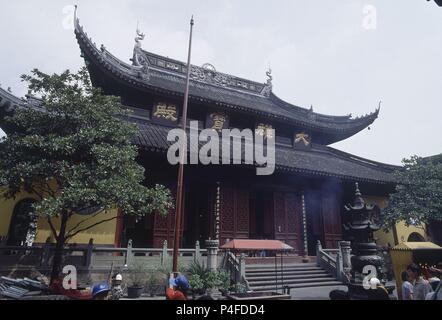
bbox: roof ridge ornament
[132,23,149,79]
[261,67,273,97]
[308,105,316,120]
[266,68,273,86]
[73,5,80,31]
[135,22,145,50]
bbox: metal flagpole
[172,16,194,274]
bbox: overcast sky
[1,0,441,165]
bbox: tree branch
[30,186,44,202]
[43,180,57,198]
[66,211,102,235]
[47,216,58,239]
[65,216,117,240]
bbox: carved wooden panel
[152,186,178,248]
[220,186,235,244]
[321,191,343,249]
[220,186,249,244]
[273,192,301,251]
[152,209,175,248]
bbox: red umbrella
[220,239,294,252]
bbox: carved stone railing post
[316,240,322,266]
[161,240,168,266]
[339,241,352,272]
[239,253,246,281]
[194,241,201,264]
[336,251,343,281]
[125,239,133,267]
[205,239,219,271]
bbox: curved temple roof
[0,85,398,185]
[73,15,380,144]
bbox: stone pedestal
[205,239,219,271]
[339,241,352,272]
[330,183,395,300]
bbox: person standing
[401,271,414,300]
[407,263,433,300]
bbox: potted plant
[217,271,231,296]
[126,261,147,298]
[189,274,205,298]
[146,269,161,297]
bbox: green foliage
[156,257,188,277]
[188,274,204,291]
[0,68,173,242]
[217,271,231,291]
[230,283,247,294]
[381,155,442,228]
[187,260,210,280]
[126,261,148,287]
[186,261,231,292]
[146,267,163,295]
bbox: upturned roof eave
[73,17,379,141]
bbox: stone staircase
[245,263,342,292]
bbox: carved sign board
[152,102,178,125]
[294,132,311,149]
[255,123,274,139]
[206,112,229,131]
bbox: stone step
[250,281,343,292]
[246,263,317,269]
[248,276,336,287]
[246,269,327,277]
[246,273,332,282]
[246,267,323,274]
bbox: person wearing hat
[166,273,189,300]
[110,274,124,300]
[92,282,111,300]
[366,277,390,300]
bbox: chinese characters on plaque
[255,123,274,139]
[294,132,311,148]
[206,112,229,131]
[152,102,178,124]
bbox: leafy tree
[0,68,173,282]
[381,155,442,231]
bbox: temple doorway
[249,190,274,240]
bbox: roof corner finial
[377,100,382,112]
[260,65,273,97]
[135,22,145,49]
[266,66,273,86]
[309,105,314,112]
[73,4,79,29]
[355,182,361,196]
[353,182,365,207]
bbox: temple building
[0,15,428,252]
